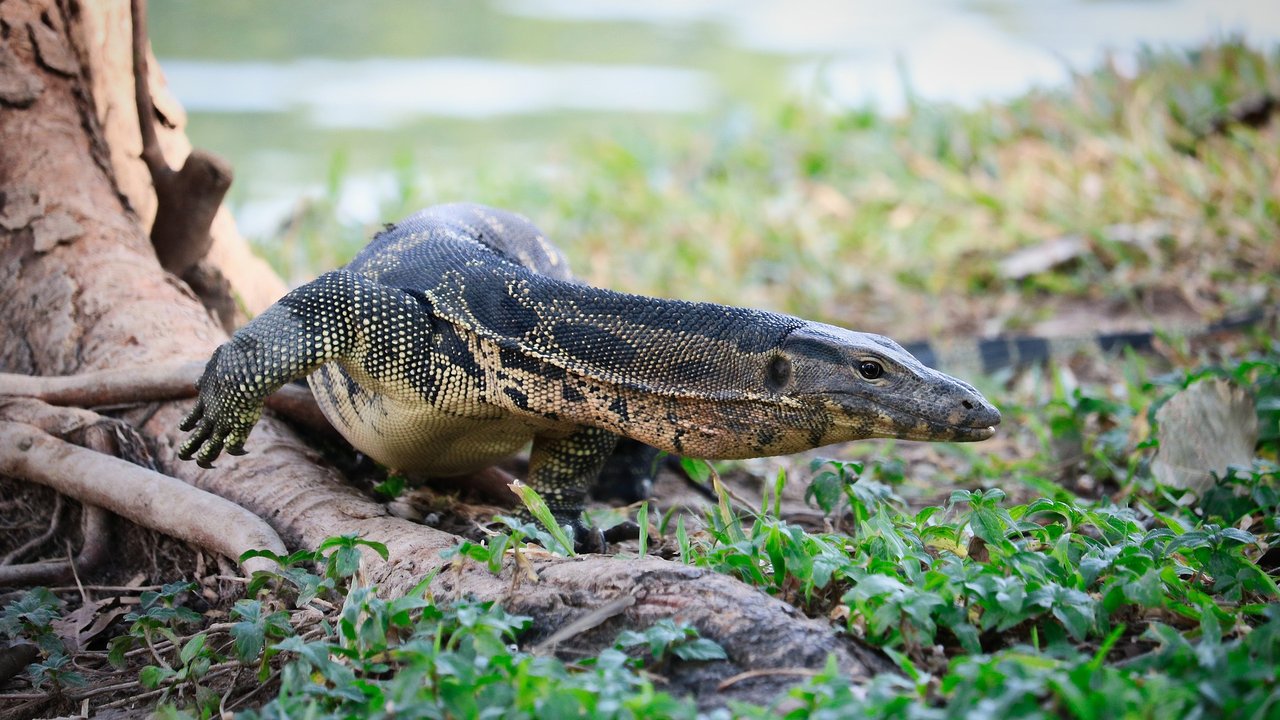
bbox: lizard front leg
[178,270,396,467]
[527,426,618,552]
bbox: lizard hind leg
[526,426,619,552]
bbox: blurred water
[164,58,710,126]
[151,0,1280,240]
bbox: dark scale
[180,203,1000,549]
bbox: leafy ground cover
[2,41,1278,718]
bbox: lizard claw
[570,519,607,554]
[176,345,265,468]
[601,521,642,545]
[178,402,203,432]
[177,415,213,460]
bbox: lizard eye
[766,355,792,391]
[858,360,884,380]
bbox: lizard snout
[948,392,1001,441]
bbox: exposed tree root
[0,364,335,439]
[129,0,237,332]
[0,362,202,409]
[0,420,284,578]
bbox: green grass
[3,41,1279,718]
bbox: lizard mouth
[948,423,997,442]
[816,390,1001,442]
[860,398,1000,443]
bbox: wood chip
[1151,378,1258,494]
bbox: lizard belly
[308,362,541,475]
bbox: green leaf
[229,602,270,663]
[672,637,727,661]
[805,471,843,514]
[680,456,712,485]
[373,475,408,499]
[637,501,650,556]
[329,546,362,580]
[510,483,576,556]
[676,516,690,564]
[1219,527,1256,545]
[179,633,208,666]
[107,635,134,669]
[139,664,175,689]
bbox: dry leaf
[1151,378,1257,495]
[51,598,129,653]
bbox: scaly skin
[179,203,1000,543]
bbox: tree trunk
[0,0,890,707]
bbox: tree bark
[0,0,890,707]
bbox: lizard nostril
[962,400,974,410]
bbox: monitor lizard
[178,203,1001,548]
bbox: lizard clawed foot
[176,345,266,468]
[571,519,642,553]
[573,522,607,554]
[600,521,642,545]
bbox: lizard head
[775,323,1001,443]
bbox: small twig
[531,594,637,655]
[48,584,163,593]
[124,638,174,660]
[97,686,166,709]
[65,678,142,702]
[0,493,64,565]
[65,536,88,603]
[143,631,171,671]
[0,522,42,531]
[66,506,112,605]
[716,667,821,691]
[218,664,244,716]
[299,626,330,642]
[227,667,281,711]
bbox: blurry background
[150,0,1280,338]
[152,1,1279,234]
